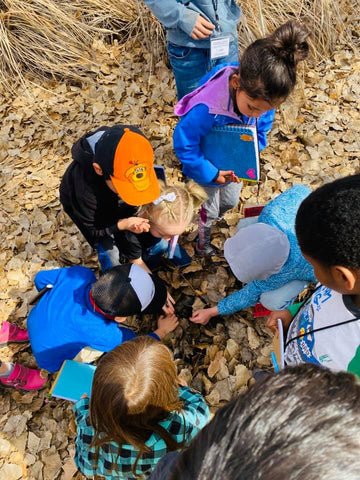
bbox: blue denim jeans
[143,239,191,270]
[96,236,190,272]
[167,40,239,100]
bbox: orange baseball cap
[94,125,160,206]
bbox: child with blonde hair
[74,336,210,479]
[122,180,207,272]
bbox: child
[0,322,47,390]
[60,125,161,271]
[27,264,178,373]
[191,185,315,325]
[173,21,309,255]
[149,365,360,480]
[267,175,360,377]
[74,336,210,479]
[142,0,241,99]
[124,180,207,272]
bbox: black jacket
[60,127,137,247]
[60,128,161,260]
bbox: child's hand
[190,15,215,40]
[117,217,150,233]
[80,393,88,399]
[190,306,218,325]
[266,310,293,333]
[154,314,179,339]
[216,170,240,184]
[163,292,175,315]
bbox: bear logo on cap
[125,161,150,192]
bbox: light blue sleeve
[217,281,264,315]
[173,104,219,184]
[256,109,275,151]
[142,0,199,36]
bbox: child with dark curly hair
[267,175,360,377]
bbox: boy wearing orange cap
[60,125,161,270]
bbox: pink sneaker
[0,363,47,390]
[0,321,29,346]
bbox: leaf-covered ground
[0,36,359,479]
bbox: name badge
[210,35,230,60]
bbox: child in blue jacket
[191,185,316,325]
[142,0,241,99]
[173,21,309,255]
[27,264,177,372]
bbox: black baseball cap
[91,264,167,317]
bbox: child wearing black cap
[27,264,178,373]
[60,125,161,270]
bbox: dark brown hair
[239,20,309,103]
[170,364,360,480]
[90,336,184,477]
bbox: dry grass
[239,0,358,57]
[0,0,357,89]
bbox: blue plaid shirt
[74,386,210,479]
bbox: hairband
[153,192,176,205]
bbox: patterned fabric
[74,386,210,479]
[217,185,316,315]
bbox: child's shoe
[195,241,216,257]
[0,321,29,346]
[0,363,47,390]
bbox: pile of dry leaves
[0,30,359,480]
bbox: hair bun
[271,20,309,65]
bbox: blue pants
[96,236,190,272]
[260,280,309,311]
[167,40,239,100]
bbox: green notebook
[49,360,96,402]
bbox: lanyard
[284,314,360,349]
[212,0,220,30]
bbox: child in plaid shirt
[74,336,210,479]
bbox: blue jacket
[173,64,275,184]
[142,0,241,49]
[217,185,316,315]
[27,267,159,372]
